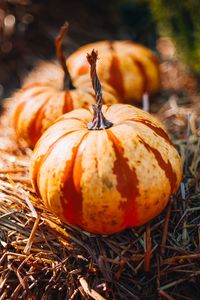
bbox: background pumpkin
[13,23,119,148]
[30,51,182,234]
[67,40,160,103]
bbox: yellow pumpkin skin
[30,104,182,234]
[67,41,160,103]
[13,70,119,148]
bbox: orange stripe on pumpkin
[145,52,159,67]
[131,56,149,94]
[21,82,44,90]
[77,64,89,76]
[125,118,173,145]
[138,136,177,193]
[63,91,73,113]
[28,96,51,147]
[123,41,159,67]
[53,117,86,128]
[13,100,27,128]
[107,54,125,99]
[23,87,49,99]
[61,133,88,226]
[107,130,140,227]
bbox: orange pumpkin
[67,40,160,103]
[30,51,182,234]
[13,23,118,148]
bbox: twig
[79,276,106,300]
[20,188,38,218]
[142,93,149,112]
[24,215,40,254]
[160,199,172,256]
[144,222,151,272]
[159,290,174,300]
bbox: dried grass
[0,39,200,299]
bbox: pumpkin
[30,50,182,234]
[13,23,118,148]
[67,40,160,103]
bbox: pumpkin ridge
[28,95,52,146]
[138,136,177,193]
[61,132,89,226]
[32,130,79,197]
[125,118,173,145]
[21,82,45,92]
[23,87,50,99]
[13,100,27,129]
[107,130,140,227]
[54,116,88,126]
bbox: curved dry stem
[55,22,74,90]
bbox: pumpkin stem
[55,22,75,90]
[87,50,113,130]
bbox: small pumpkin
[31,50,182,234]
[67,40,160,103]
[13,23,118,148]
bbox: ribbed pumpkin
[13,23,118,148]
[67,40,160,103]
[30,51,182,234]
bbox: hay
[0,40,200,299]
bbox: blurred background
[0,0,199,103]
